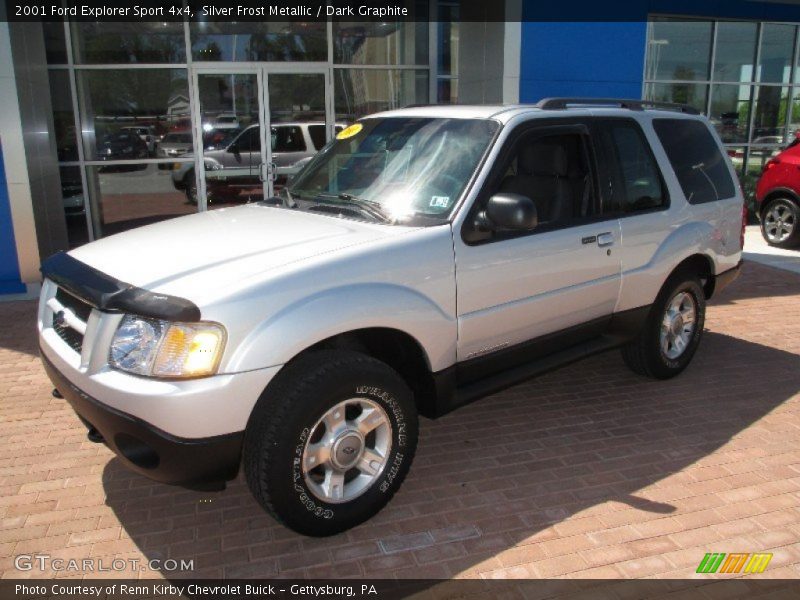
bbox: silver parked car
[157,132,193,158]
[156,132,193,170]
[39,99,743,537]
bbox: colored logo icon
[696,552,773,574]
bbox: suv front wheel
[621,275,706,379]
[244,350,418,536]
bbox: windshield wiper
[310,193,391,223]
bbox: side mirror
[475,193,538,232]
[227,142,240,155]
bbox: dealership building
[2,0,800,297]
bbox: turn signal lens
[110,316,226,378]
[152,323,226,378]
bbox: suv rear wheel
[761,197,800,248]
[244,350,418,536]
[621,274,706,379]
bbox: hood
[69,205,416,301]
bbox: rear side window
[603,121,666,213]
[272,126,306,152]
[653,119,736,203]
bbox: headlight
[109,315,226,378]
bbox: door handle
[596,232,615,247]
[258,163,276,182]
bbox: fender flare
[224,283,456,374]
[648,221,716,273]
[760,187,800,213]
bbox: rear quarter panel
[613,112,743,312]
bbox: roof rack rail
[536,97,700,115]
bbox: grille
[52,287,93,353]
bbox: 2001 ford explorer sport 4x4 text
[38,99,744,536]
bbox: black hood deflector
[41,251,201,322]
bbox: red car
[755,143,800,247]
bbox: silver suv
[38,99,744,537]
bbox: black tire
[621,274,706,380]
[760,197,800,248]
[243,350,418,537]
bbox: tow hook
[87,427,104,444]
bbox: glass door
[191,66,331,210]
[265,71,330,193]
[192,69,268,210]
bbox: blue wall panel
[0,141,25,295]
[520,21,648,102]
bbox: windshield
[285,117,498,223]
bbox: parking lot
[1,259,799,582]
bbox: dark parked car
[96,132,149,161]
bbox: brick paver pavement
[1,261,799,581]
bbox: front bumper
[42,352,242,488]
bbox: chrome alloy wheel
[660,291,697,360]
[764,200,796,243]
[302,398,392,504]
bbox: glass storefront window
[724,146,746,176]
[747,145,782,176]
[334,69,428,123]
[751,86,790,143]
[268,74,327,124]
[788,88,800,141]
[437,79,457,104]
[758,24,796,84]
[644,82,708,114]
[72,23,186,64]
[47,17,434,244]
[437,1,459,103]
[59,166,88,248]
[49,70,78,161]
[645,18,800,213]
[190,22,327,62]
[646,20,712,81]
[334,21,428,65]
[437,7,458,76]
[43,22,67,64]
[713,22,757,83]
[77,69,191,160]
[85,165,195,238]
[709,84,752,143]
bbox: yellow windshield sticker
[337,123,363,140]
